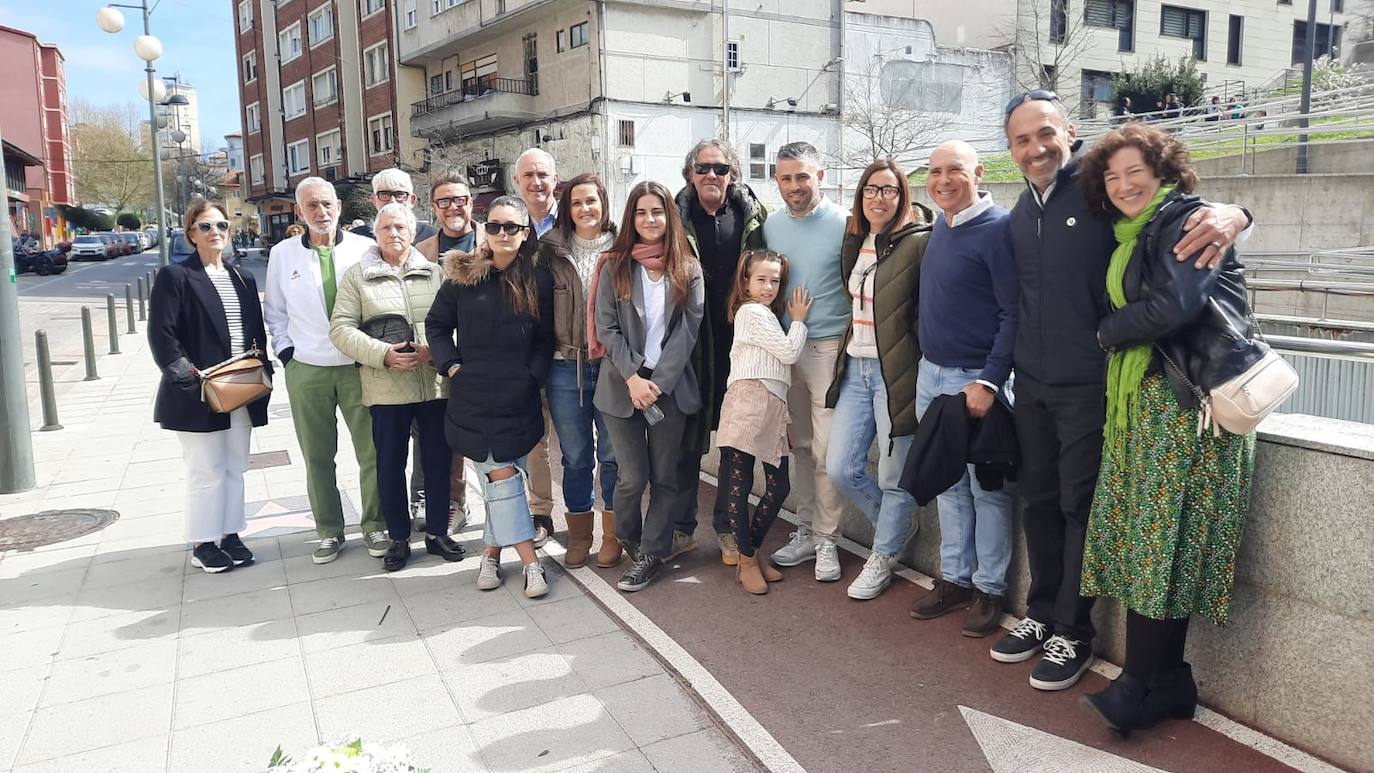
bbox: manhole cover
[0,509,120,551]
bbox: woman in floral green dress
[1076,123,1256,738]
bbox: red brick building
[0,25,73,247]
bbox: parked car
[117,232,142,254]
[102,232,132,256]
[69,234,109,261]
[94,233,121,259]
[168,229,237,262]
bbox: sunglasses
[484,221,528,236]
[195,221,231,233]
[693,162,731,177]
[433,195,471,209]
[374,190,411,202]
[1005,89,1059,117]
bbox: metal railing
[1268,334,1374,361]
[411,77,536,118]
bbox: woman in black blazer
[148,201,272,574]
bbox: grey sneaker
[313,536,343,565]
[476,554,502,590]
[814,541,842,582]
[772,527,816,566]
[363,531,393,558]
[523,562,549,598]
[666,530,697,561]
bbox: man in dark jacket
[351,168,437,243]
[997,92,1253,692]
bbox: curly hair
[1080,122,1198,215]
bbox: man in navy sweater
[908,140,1019,638]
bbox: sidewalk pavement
[0,310,755,772]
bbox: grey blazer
[593,260,705,419]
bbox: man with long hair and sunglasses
[351,168,437,243]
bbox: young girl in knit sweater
[713,249,813,594]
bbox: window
[279,22,303,62]
[404,0,417,28]
[617,119,635,147]
[557,30,565,52]
[1292,20,1342,64]
[287,139,311,175]
[317,129,341,167]
[250,154,264,185]
[524,34,539,96]
[312,67,338,106]
[570,21,589,48]
[432,0,458,13]
[238,0,253,32]
[245,102,261,134]
[308,5,334,47]
[726,39,740,71]
[243,52,258,82]
[1277,0,1291,5]
[1160,5,1206,60]
[283,80,307,120]
[1049,0,1067,43]
[1228,14,1243,65]
[1085,0,1134,51]
[368,113,394,155]
[430,73,444,95]
[1332,0,1343,11]
[363,0,385,16]
[1080,69,1115,117]
[364,42,390,87]
[748,143,767,180]
[461,54,498,94]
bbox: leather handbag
[1158,326,1299,436]
[200,347,272,413]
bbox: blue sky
[1,1,240,151]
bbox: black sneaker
[616,554,663,592]
[191,542,234,574]
[1030,635,1094,691]
[990,617,1049,663]
[218,534,254,566]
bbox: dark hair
[846,158,911,237]
[183,200,228,247]
[551,173,615,239]
[1080,122,1199,216]
[726,249,789,323]
[775,141,821,167]
[606,180,696,307]
[681,138,742,184]
[428,169,471,199]
[483,196,542,320]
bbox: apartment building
[156,79,202,153]
[233,0,423,242]
[0,25,73,247]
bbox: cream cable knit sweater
[727,302,808,391]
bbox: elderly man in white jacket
[264,176,387,564]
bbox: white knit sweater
[727,302,808,399]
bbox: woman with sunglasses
[148,201,272,574]
[825,159,932,600]
[591,180,705,593]
[426,196,555,597]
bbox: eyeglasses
[374,190,411,202]
[484,221,528,236]
[1004,89,1059,118]
[195,221,231,233]
[861,185,901,200]
[433,196,471,209]
[693,162,731,177]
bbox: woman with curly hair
[1075,122,1257,737]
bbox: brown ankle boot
[595,510,623,568]
[736,553,768,594]
[563,511,595,568]
[758,555,783,582]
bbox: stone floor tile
[402,576,524,631]
[0,544,95,579]
[0,625,64,672]
[466,693,635,773]
[56,607,180,661]
[314,674,461,742]
[86,546,186,586]
[181,558,287,604]
[0,566,89,606]
[640,729,756,773]
[176,617,300,679]
[392,723,489,773]
[91,531,184,556]
[11,734,168,773]
[0,597,73,636]
[0,710,30,771]
[179,535,280,573]
[441,647,588,722]
[68,575,184,624]
[0,665,48,717]
[173,656,312,730]
[282,543,384,584]
[525,595,622,645]
[595,673,711,747]
[16,682,172,765]
[558,632,663,691]
[287,573,400,617]
[169,702,317,773]
[295,599,418,653]
[41,638,177,707]
[302,633,437,699]
[556,748,658,773]
[95,513,182,543]
[505,560,576,608]
[179,585,292,633]
[421,608,554,669]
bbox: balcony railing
[411,78,536,118]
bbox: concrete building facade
[0,25,72,248]
[157,79,202,154]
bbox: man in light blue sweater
[763,142,852,583]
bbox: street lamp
[96,2,172,266]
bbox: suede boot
[595,510,623,568]
[1079,672,1151,739]
[563,511,595,568]
[758,555,783,582]
[1142,663,1198,725]
[736,553,768,595]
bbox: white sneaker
[476,555,502,590]
[771,527,815,566]
[523,562,548,598]
[814,541,841,582]
[449,501,469,533]
[847,552,893,600]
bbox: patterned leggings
[715,447,790,558]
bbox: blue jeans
[825,356,916,558]
[915,358,1015,596]
[473,454,535,548]
[545,359,618,512]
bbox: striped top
[846,233,879,359]
[205,264,246,354]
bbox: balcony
[410,78,538,139]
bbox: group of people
[147,88,1260,739]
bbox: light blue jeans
[473,454,535,548]
[914,357,1015,596]
[825,356,916,558]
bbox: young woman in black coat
[147,201,272,574]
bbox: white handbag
[1158,330,1299,436]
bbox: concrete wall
[1191,139,1374,178]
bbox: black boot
[1142,663,1198,725]
[1079,672,1151,738]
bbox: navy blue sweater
[918,203,1019,388]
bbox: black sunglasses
[693,162,731,177]
[1004,89,1059,117]
[195,221,230,233]
[484,221,528,236]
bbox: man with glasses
[997,90,1252,692]
[352,168,437,243]
[416,170,481,260]
[671,138,768,565]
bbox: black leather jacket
[1097,191,1264,409]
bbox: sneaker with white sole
[524,563,549,598]
[192,542,234,574]
[990,617,1050,663]
[476,554,503,590]
[1030,635,1094,691]
[847,552,893,600]
[313,537,343,565]
[771,527,815,567]
[363,531,393,558]
[814,541,841,582]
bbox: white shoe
[523,562,548,598]
[847,552,893,600]
[771,527,815,566]
[476,555,502,590]
[814,541,841,582]
[449,501,469,533]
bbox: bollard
[136,276,147,321]
[125,284,136,334]
[81,307,99,381]
[106,294,121,355]
[34,330,62,431]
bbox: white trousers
[176,407,253,544]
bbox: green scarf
[1105,184,1174,441]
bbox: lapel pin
[1066,217,1077,227]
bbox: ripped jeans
[472,454,535,548]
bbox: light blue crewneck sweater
[763,196,850,340]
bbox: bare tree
[1009,0,1098,114]
[838,56,952,169]
[1350,0,1374,47]
[70,100,155,214]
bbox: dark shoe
[990,617,1049,663]
[961,591,1003,638]
[617,554,663,592]
[1142,663,1199,724]
[382,540,412,572]
[910,578,975,620]
[1030,635,1094,691]
[1080,672,1150,738]
[191,542,234,574]
[218,534,254,566]
[425,534,466,562]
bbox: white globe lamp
[139,78,167,103]
[132,34,162,62]
[95,7,125,34]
